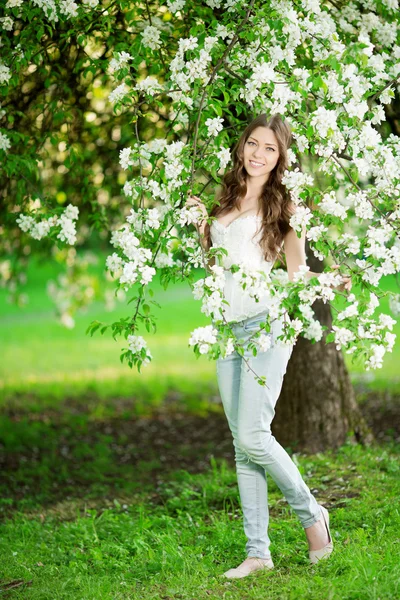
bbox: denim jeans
[215,309,322,559]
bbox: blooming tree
[1,0,400,380]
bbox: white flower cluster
[0,132,11,151]
[0,62,11,85]
[310,106,346,156]
[231,263,274,304]
[292,264,310,283]
[180,234,204,269]
[141,25,162,50]
[192,265,226,317]
[109,224,156,289]
[289,205,313,233]
[188,324,219,355]
[166,0,186,12]
[240,61,276,107]
[339,233,361,256]
[281,167,314,204]
[332,295,396,369]
[119,144,151,171]
[163,140,187,188]
[135,76,164,96]
[127,335,152,367]
[176,205,204,227]
[216,147,231,170]
[205,117,224,137]
[306,224,328,243]
[60,0,79,19]
[169,30,225,95]
[348,190,374,220]
[109,51,133,74]
[27,0,98,22]
[0,16,14,30]
[5,0,24,7]
[109,82,128,104]
[318,191,348,220]
[16,203,79,244]
[57,205,79,244]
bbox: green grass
[1,255,400,598]
[0,255,216,404]
[1,440,399,600]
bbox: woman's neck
[238,175,267,210]
[245,174,268,198]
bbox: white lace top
[210,214,280,324]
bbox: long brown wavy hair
[204,113,294,263]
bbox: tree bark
[272,245,372,453]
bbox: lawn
[0,403,399,599]
[1,254,400,599]
[0,254,216,408]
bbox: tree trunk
[272,245,372,453]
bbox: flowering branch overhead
[1,0,400,376]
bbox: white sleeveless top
[210,214,279,324]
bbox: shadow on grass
[0,385,399,520]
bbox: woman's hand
[331,264,352,292]
[185,194,208,223]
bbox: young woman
[186,113,351,579]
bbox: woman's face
[243,126,280,182]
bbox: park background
[1,1,400,599]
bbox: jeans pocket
[243,312,269,332]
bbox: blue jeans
[215,309,322,559]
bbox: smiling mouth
[249,160,265,167]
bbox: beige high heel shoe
[309,504,334,565]
[222,556,275,579]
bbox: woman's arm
[283,223,311,282]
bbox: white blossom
[57,215,77,244]
[135,76,164,95]
[0,63,11,85]
[106,253,123,273]
[0,17,14,31]
[0,132,11,151]
[306,225,328,242]
[188,324,218,354]
[216,147,231,169]
[119,147,133,170]
[109,83,128,103]
[318,191,348,219]
[332,325,356,350]
[304,319,323,342]
[142,25,162,50]
[293,265,310,283]
[109,51,133,73]
[60,0,79,18]
[64,204,79,220]
[289,206,313,232]
[167,0,186,11]
[139,265,156,285]
[205,117,224,137]
[127,335,152,366]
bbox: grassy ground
[0,400,399,599]
[1,255,400,598]
[0,255,216,405]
